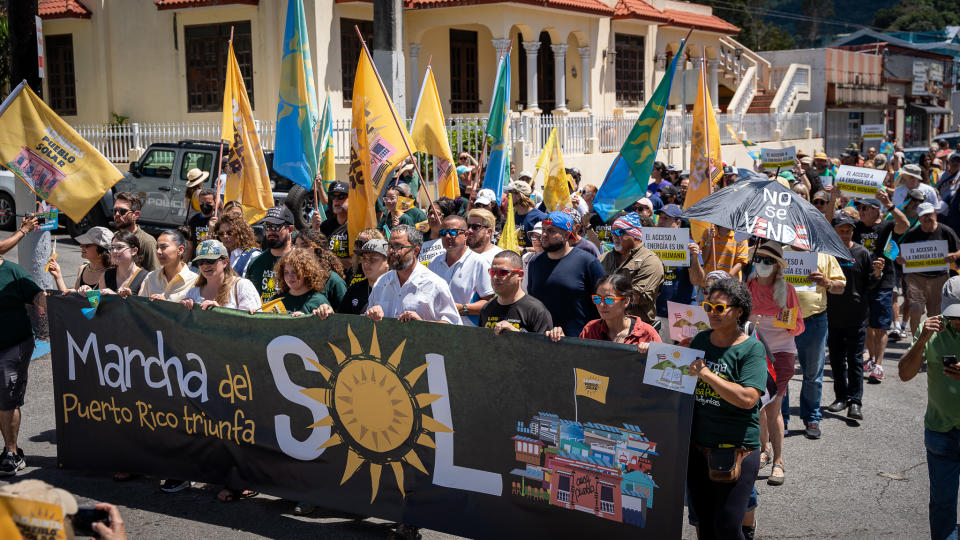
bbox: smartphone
[71,507,109,538]
[944,355,958,368]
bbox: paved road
[0,229,935,539]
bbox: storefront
[905,102,953,147]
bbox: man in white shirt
[429,215,494,326]
[366,225,462,324]
[466,208,500,264]
[893,164,941,211]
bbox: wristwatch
[460,304,469,315]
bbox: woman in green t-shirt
[269,248,331,316]
[686,278,767,539]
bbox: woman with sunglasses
[98,231,148,297]
[181,239,261,313]
[546,272,661,353]
[213,213,261,277]
[49,226,114,293]
[745,241,804,487]
[686,278,767,540]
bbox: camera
[71,507,109,538]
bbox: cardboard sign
[36,209,59,231]
[773,306,798,330]
[643,342,703,394]
[901,240,949,273]
[760,146,796,171]
[860,124,885,141]
[667,301,710,341]
[260,298,287,313]
[782,250,818,292]
[836,165,886,198]
[642,227,690,267]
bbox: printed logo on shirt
[261,270,278,302]
[693,360,729,408]
[330,232,349,258]
[861,232,878,252]
[664,268,677,285]
[596,225,613,243]
[194,226,210,242]
[482,316,521,331]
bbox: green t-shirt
[245,251,281,303]
[323,272,348,308]
[689,331,767,449]
[917,321,960,433]
[272,290,330,314]
[377,211,417,233]
[0,260,43,350]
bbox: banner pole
[0,80,27,118]
[573,368,579,423]
[213,27,235,220]
[354,26,435,212]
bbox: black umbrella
[681,169,851,260]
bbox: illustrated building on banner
[510,413,660,528]
[10,145,65,197]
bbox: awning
[908,102,953,115]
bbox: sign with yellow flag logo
[0,494,67,540]
[0,81,123,222]
[684,57,722,242]
[411,66,459,199]
[574,367,610,404]
[348,45,413,254]
[537,127,571,212]
[222,41,273,224]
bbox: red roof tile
[662,8,739,34]
[154,0,258,10]
[613,0,671,23]
[339,0,615,16]
[38,0,92,19]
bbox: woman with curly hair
[294,228,348,306]
[269,248,331,315]
[213,213,261,276]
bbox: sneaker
[888,328,902,341]
[868,364,884,384]
[804,422,821,439]
[294,502,316,515]
[160,479,191,493]
[0,448,25,477]
[863,358,876,374]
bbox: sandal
[767,464,785,486]
[217,488,259,502]
[113,472,139,482]
[759,451,771,469]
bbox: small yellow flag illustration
[260,298,287,314]
[574,367,610,404]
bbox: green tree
[797,0,836,47]
[873,0,960,31]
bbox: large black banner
[48,295,694,538]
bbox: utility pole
[372,0,406,119]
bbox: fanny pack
[696,444,752,483]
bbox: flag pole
[213,26,235,220]
[354,26,435,211]
[700,45,717,266]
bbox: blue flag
[482,54,511,200]
[274,0,319,190]
[592,40,685,223]
[882,235,899,261]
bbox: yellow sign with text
[575,368,610,404]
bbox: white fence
[73,112,823,163]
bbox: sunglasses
[754,256,777,265]
[466,223,487,231]
[196,259,221,266]
[592,295,626,306]
[440,228,466,237]
[612,228,638,237]
[330,193,348,201]
[113,208,131,216]
[945,316,960,322]
[813,199,828,206]
[702,301,730,314]
[488,268,521,278]
[264,223,286,232]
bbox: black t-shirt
[517,208,548,248]
[527,249,606,337]
[188,213,213,244]
[853,220,896,289]
[901,223,960,278]
[319,216,341,238]
[328,224,350,259]
[478,294,554,333]
[338,279,372,315]
[827,242,879,327]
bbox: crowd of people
[1,135,960,539]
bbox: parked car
[901,147,930,165]
[0,169,15,231]
[934,132,960,153]
[63,140,312,237]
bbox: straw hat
[185,168,209,188]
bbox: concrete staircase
[747,91,776,114]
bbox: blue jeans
[926,428,960,540]
[790,311,828,425]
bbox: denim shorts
[867,287,893,329]
[0,339,34,410]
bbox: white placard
[761,146,796,171]
[901,240,949,274]
[836,165,886,198]
[860,124,885,141]
[36,16,44,79]
[782,250,818,292]
[667,301,710,341]
[642,227,690,267]
[643,342,704,395]
[819,175,833,187]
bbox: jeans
[827,325,866,406]
[926,428,960,540]
[790,312,828,425]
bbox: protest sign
[642,227,690,267]
[819,175,833,187]
[760,146,796,171]
[901,240,949,274]
[643,342,702,394]
[782,250,818,292]
[836,165,885,198]
[667,301,709,341]
[860,124,884,142]
[35,209,59,231]
[48,295,694,539]
[0,495,67,540]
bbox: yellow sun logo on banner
[300,325,452,502]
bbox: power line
[705,0,885,32]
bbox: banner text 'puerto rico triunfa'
[591,40,685,223]
[274,0,319,191]
[411,66,460,199]
[222,41,274,224]
[348,47,413,254]
[0,82,122,222]
[684,58,722,242]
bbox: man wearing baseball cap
[653,205,705,341]
[527,211,606,337]
[245,205,296,302]
[599,212,664,325]
[898,202,960,336]
[318,181,351,265]
[893,164,941,209]
[506,180,547,250]
[337,239,390,315]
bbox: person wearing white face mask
[746,241,805,487]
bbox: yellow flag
[260,297,287,314]
[348,46,413,254]
[574,367,610,404]
[410,66,459,199]
[538,127,571,212]
[0,82,122,222]
[684,59,722,242]
[222,41,273,224]
[496,195,520,254]
[0,493,68,540]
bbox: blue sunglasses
[440,228,466,238]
